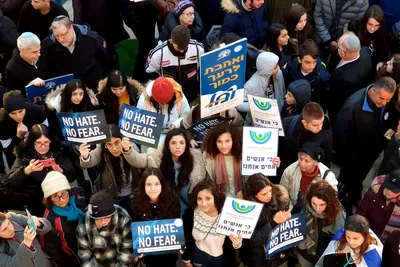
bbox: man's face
[53,25,74,47]
[94,217,112,229]
[299,55,318,74]
[370,87,394,108]
[31,0,48,10]
[9,109,26,123]
[20,45,41,64]
[250,0,264,9]
[302,117,324,134]
[172,42,187,54]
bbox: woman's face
[386,57,394,73]
[111,85,126,97]
[145,175,162,202]
[366,18,381,34]
[197,189,216,214]
[298,153,317,173]
[345,230,365,250]
[295,13,307,31]
[71,88,84,105]
[216,132,233,156]
[277,29,289,46]
[311,196,327,214]
[179,7,195,26]
[105,137,122,157]
[0,219,15,239]
[169,135,186,159]
[51,190,70,208]
[34,135,51,155]
[256,185,273,203]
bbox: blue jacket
[220,0,269,49]
[370,0,400,30]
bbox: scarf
[370,176,400,242]
[300,165,320,197]
[52,195,85,222]
[215,153,242,194]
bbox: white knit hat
[41,171,71,198]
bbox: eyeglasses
[54,27,71,39]
[34,140,51,147]
[105,140,121,149]
[51,191,69,201]
[183,12,195,17]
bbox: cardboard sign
[248,95,285,136]
[118,103,165,148]
[265,213,307,258]
[216,197,263,239]
[187,116,232,142]
[242,127,279,176]
[26,74,74,111]
[56,110,109,144]
[132,219,185,255]
[206,25,222,50]
[200,38,246,118]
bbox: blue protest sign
[132,218,185,255]
[118,103,165,148]
[265,213,307,258]
[56,110,109,145]
[26,74,74,110]
[188,116,232,141]
[200,38,247,118]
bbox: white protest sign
[248,95,284,136]
[242,127,279,176]
[216,197,263,239]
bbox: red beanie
[151,77,174,104]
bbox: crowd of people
[0,0,399,266]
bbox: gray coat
[0,213,52,267]
[314,0,368,43]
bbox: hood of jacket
[221,0,245,14]
[256,52,279,77]
[45,84,99,112]
[288,79,311,107]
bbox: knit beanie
[288,80,311,107]
[41,171,71,198]
[88,192,116,219]
[3,90,25,113]
[174,0,195,16]
[299,142,325,162]
[150,77,175,104]
[345,215,370,234]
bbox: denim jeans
[192,246,224,267]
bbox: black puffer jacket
[390,21,400,55]
[0,9,18,74]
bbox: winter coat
[193,0,225,33]
[72,0,129,45]
[0,9,17,74]
[245,44,261,82]
[4,49,49,96]
[0,212,52,267]
[76,205,133,267]
[79,144,140,197]
[267,0,313,24]
[357,175,396,238]
[379,133,400,175]
[280,161,338,206]
[389,21,400,55]
[0,0,28,23]
[237,52,286,122]
[122,145,206,193]
[314,0,368,44]
[220,0,269,49]
[41,187,89,267]
[370,0,400,30]
[97,78,143,124]
[159,12,208,48]
[41,24,109,90]
[284,58,330,111]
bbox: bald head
[338,32,360,60]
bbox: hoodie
[281,79,311,118]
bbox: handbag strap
[202,215,220,241]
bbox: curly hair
[189,179,226,213]
[306,180,342,225]
[132,168,180,219]
[60,79,94,112]
[202,122,242,161]
[336,231,377,264]
[160,128,194,191]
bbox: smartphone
[25,209,37,232]
[39,158,55,168]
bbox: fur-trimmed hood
[45,84,99,112]
[221,0,245,14]
[97,77,145,95]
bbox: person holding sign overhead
[297,180,346,267]
[79,124,141,215]
[239,173,291,267]
[131,168,180,267]
[182,179,242,267]
[97,70,142,125]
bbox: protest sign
[118,103,165,148]
[56,110,109,144]
[132,218,185,255]
[242,127,279,176]
[188,116,232,142]
[206,25,221,50]
[216,197,263,239]
[265,213,307,258]
[248,95,285,136]
[200,38,246,118]
[26,74,74,111]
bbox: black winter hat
[88,193,116,219]
[298,142,325,162]
[288,80,311,107]
[345,215,370,234]
[3,90,25,113]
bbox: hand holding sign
[79,144,91,160]
[229,233,243,248]
[122,137,133,152]
[28,78,45,87]
[273,211,291,224]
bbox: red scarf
[215,153,242,194]
[300,165,320,197]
